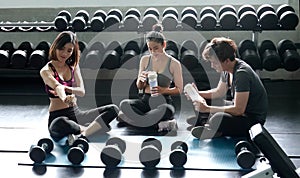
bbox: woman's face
[147,41,165,58]
[209,57,224,73]
[56,42,74,63]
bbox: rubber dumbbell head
[29,138,54,163]
[169,141,188,167]
[100,137,126,167]
[165,40,179,59]
[199,6,217,30]
[162,7,179,31]
[101,41,122,69]
[123,8,141,31]
[259,40,281,71]
[91,10,107,32]
[54,10,72,31]
[139,138,162,167]
[277,39,300,71]
[257,4,278,30]
[181,7,198,30]
[238,39,261,70]
[235,141,256,169]
[218,5,238,30]
[72,10,89,32]
[238,5,258,30]
[120,40,141,68]
[276,4,299,30]
[67,138,89,164]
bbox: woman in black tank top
[118,24,183,132]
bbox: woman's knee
[48,116,81,141]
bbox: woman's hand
[138,71,148,83]
[64,94,77,106]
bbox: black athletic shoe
[186,115,208,126]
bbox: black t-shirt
[221,59,268,123]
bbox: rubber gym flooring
[0,79,299,178]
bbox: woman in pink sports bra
[40,31,119,141]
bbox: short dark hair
[202,37,237,62]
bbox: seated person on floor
[118,24,183,132]
[40,31,119,141]
[185,37,268,140]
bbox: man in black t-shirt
[186,37,268,139]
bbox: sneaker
[191,126,222,140]
[158,119,178,132]
[186,115,208,126]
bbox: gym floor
[0,78,299,177]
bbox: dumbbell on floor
[100,137,126,167]
[235,140,256,169]
[139,137,162,167]
[169,141,188,167]
[67,136,89,164]
[29,138,54,163]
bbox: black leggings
[208,112,264,137]
[120,94,175,128]
[48,104,119,141]
[196,99,264,137]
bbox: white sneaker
[158,119,178,132]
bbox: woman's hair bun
[152,24,163,33]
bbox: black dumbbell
[123,8,141,31]
[105,8,123,31]
[67,137,89,164]
[83,41,105,69]
[257,4,278,30]
[165,40,179,59]
[0,41,16,68]
[276,4,299,30]
[100,137,126,167]
[139,138,162,167]
[29,138,54,163]
[11,41,34,69]
[218,5,238,30]
[181,7,198,30]
[90,10,107,32]
[237,4,258,30]
[180,40,199,71]
[162,7,179,31]
[72,10,89,32]
[199,6,217,30]
[120,40,141,69]
[235,140,256,169]
[102,41,122,69]
[277,39,300,71]
[169,141,188,167]
[28,41,51,70]
[238,39,261,70]
[54,10,72,31]
[258,40,281,71]
[142,7,160,31]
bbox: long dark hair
[48,31,80,67]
